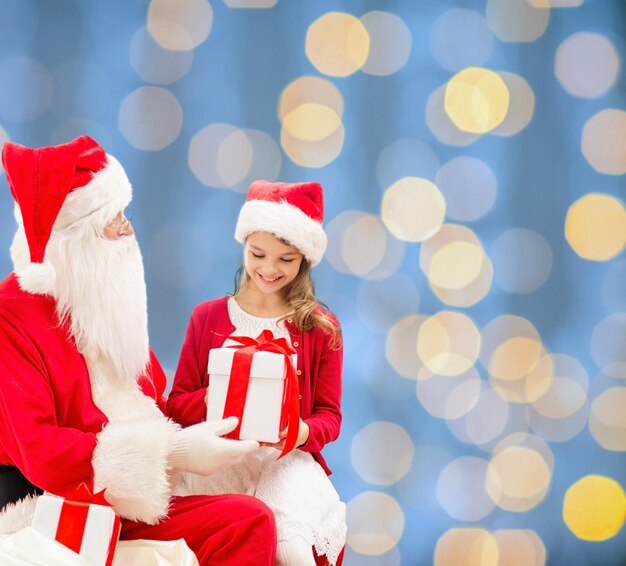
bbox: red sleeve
[0,318,96,495]
[300,324,343,453]
[166,307,209,427]
[146,350,168,414]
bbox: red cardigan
[167,296,343,475]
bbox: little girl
[167,180,346,566]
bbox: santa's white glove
[167,417,259,476]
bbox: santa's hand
[167,417,259,475]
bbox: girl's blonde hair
[233,259,341,348]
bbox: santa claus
[0,136,276,564]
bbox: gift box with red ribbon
[31,483,121,566]
[207,330,301,458]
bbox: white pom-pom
[15,262,56,295]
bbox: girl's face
[244,231,304,296]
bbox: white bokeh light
[351,421,414,485]
[360,11,412,76]
[119,86,183,151]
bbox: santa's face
[243,231,304,297]
[46,217,149,382]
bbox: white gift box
[207,347,296,443]
[32,494,120,566]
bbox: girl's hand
[264,419,309,451]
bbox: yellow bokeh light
[282,103,342,142]
[565,192,626,261]
[417,311,481,376]
[435,528,499,566]
[490,337,543,381]
[426,85,481,147]
[444,67,510,134]
[280,123,345,168]
[493,530,546,566]
[386,314,427,379]
[581,109,626,175]
[381,177,446,243]
[305,12,370,77]
[589,387,626,451]
[491,350,553,404]
[487,446,552,512]
[147,0,213,51]
[346,491,404,555]
[278,76,344,122]
[563,475,626,541]
[429,241,484,290]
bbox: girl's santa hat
[2,136,133,295]
[235,180,328,266]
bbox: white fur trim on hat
[235,199,327,265]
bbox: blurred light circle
[280,122,345,168]
[492,530,546,566]
[555,32,619,98]
[417,366,482,419]
[486,0,549,43]
[435,528,499,566]
[305,12,370,77]
[385,314,427,379]
[480,315,542,375]
[436,157,497,222]
[444,67,510,134]
[278,76,344,121]
[360,11,412,76]
[148,223,212,289]
[426,84,481,147]
[376,139,440,189]
[327,211,404,280]
[51,119,112,149]
[119,86,182,150]
[351,421,414,485]
[565,193,626,260]
[437,457,496,521]
[0,56,53,123]
[346,492,404,555]
[493,432,555,472]
[529,0,582,5]
[217,129,253,188]
[282,103,341,142]
[491,72,535,136]
[603,260,626,312]
[490,228,553,293]
[563,475,626,541]
[420,224,493,306]
[381,177,446,242]
[51,60,110,119]
[531,353,589,418]
[417,311,481,376]
[0,125,9,175]
[486,446,551,512]
[491,351,552,404]
[581,110,626,175]
[230,128,281,193]
[224,0,277,6]
[356,274,420,333]
[129,26,193,84]
[428,241,485,290]
[589,387,626,450]
[430,9,493,72]
[464,388,510,446]
[147,0,213,51]
[344,547,401,566]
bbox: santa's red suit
[0,136,276,565]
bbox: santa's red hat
[2,135,133,294]
[235,180,327,266]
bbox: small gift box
[31,484,121,566]
[206,330,301,458]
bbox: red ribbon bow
[55,483,120,566]
[223,330,301,459]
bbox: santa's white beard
[48,231,150,383]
